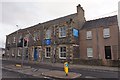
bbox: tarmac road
[2,59,119,79]
[2,68,36,78]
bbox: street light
[16,25,19,59]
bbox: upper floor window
[87,48,93,58]
[7,39,10,44]
[59,46,66,59]
[19,35,22,43]
[103,28,110,38]
[59,27,66,38]
[46,29,51,39]
[13,37,16,43]
[45,47,51,58]
[33,32,40,41]
[86,31,92,39]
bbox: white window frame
[103,28,110,38]
[17,49,21,57]
[59,46,66,59]
[33,32,38,41]
[45,47,51,58]
[19,35,22,43]
[59,27,66,38]
[46,29,51,39]
[12,49,15,57]
[86,31,92,39]
[87,48,93,58]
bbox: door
[34,47,38,61]
[105,46,112,59]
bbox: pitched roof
[82,15,118,29]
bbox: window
[46,29,51,39]
[45,47,51,58]
[33,32,38,41]
[7,39,10,44]
[59,27,66,37]
[24,34,29,46]
[17,49,21,57]
[12,49,15,57]
[87,48,93,57]
[103,28,110,38]
[86,31,92,39]
[13,37,16,43]
[59,46,66,59]
[19,35,22,43]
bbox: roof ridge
[86,15,117,22]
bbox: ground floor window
[87,48,93,58]
[59,46,66,59]
[45,47,51,58]
[12,49,15,57]
[17,49,21,57]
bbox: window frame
[17,49,21,57]
[103,28,110,38]
[45,29,52,39]
[86,31,92,39]
[13,37,16,43]
[59,27,66,38]
[45,47,51,58]
[11,49,15,57]
[59,46,66,59]
[87,48,93,58]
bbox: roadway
[2,59,119,79]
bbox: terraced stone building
[5,4,120,66]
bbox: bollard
[64,62,68,76]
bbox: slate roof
[82,15,118,29]
[24,13,77,29]
[7,13,77,36]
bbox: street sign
[45,39,51,45]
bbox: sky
[0,0,120,48]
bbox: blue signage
[73,28,79,37]
[45,39,51,45]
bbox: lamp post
[16,25,19,59]
[53,25,56,63]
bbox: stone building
[5,4,120,66]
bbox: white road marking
[85,76,96,78]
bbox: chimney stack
[77,4,84,13]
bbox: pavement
[42,71,81,80]
[3,58,119,72]
[3,64,81,79]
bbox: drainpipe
[96,27,100,59]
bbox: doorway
[34,47,38,61]
[105,46,112,59]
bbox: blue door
[34,48,38,61]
